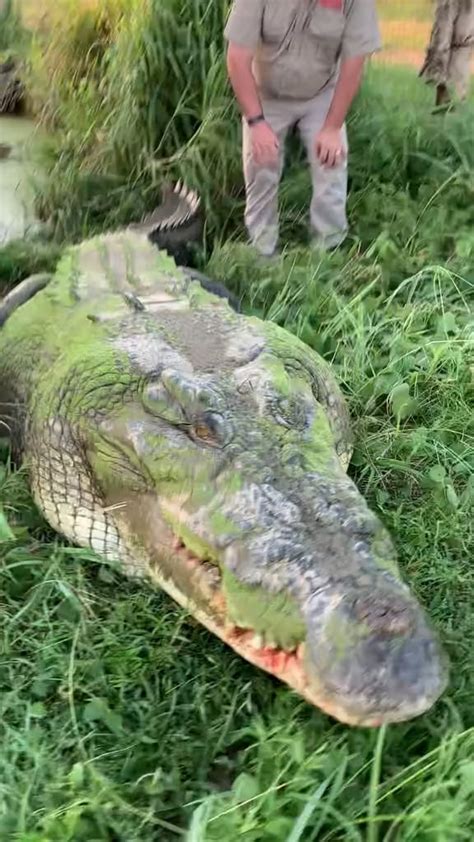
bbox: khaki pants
[242,85,348,256]
[420,0,474,99]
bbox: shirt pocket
[262,1,297,44]
[307,3,345,64]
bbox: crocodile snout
[303,585,448,725]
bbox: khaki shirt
[224,0,382,100]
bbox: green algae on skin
[221,567,306,650]
[187,281,224,310]
[257,317,337,383]
[209,510,243,541]
[260,354,295,398]
[160,501,244,565]
[48,248,83,307]
[301,405,340,473]
[157,501,306,651]
[322,613,371,665]
[0,284,140,424]
[162,515,220,564]
[371,527,400,577]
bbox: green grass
[0,237,63,292]
[25,0,238,243]
[0,0,24,55]
[2,228,474,838]
[0,0,33,70]
[377,0,433,23]
[1,4,474,839]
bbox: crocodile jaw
[114,489,447,728]
[143,537,446,728]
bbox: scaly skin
[0,200,448,726]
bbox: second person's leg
[242,98,296,256]
[298,91,349,251]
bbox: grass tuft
[0,237,63,291]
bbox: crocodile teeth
[251,634,264,649]
[173,180,200,213]
[171,535,185,552]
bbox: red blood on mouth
[255,646,298,674]
[226,626,300,675]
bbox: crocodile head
[93,289,448,727]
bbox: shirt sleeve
[341,0,382,60]
[224,0,265,49]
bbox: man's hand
[226,44,279,168]
[315,126,346,168]
[314,56,366,168]
[250,121,279,167]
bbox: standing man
[224,0,381,257]
[420,0,473,108]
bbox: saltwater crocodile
[0,186,448,726]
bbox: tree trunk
[419,0,474,105]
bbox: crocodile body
[0,191,448,726]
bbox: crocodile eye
[193,423,213,441]
[192,412,228,447]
